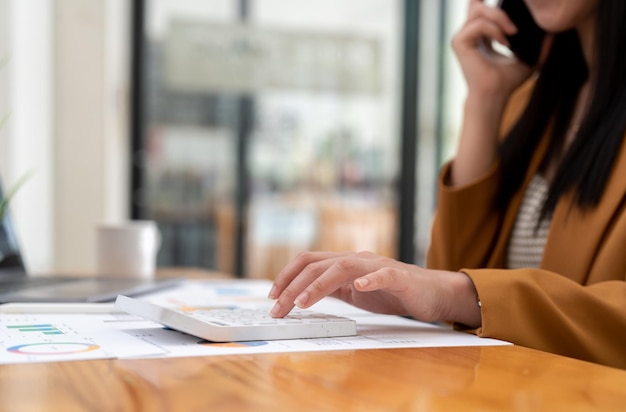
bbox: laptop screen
[0,179,27,275]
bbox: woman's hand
[448,0,553,187]
[452,0,546,100]
[268,251,482,328]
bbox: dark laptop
[0,182,180,303]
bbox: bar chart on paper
[7,323,65,335]
[0,315,165,363]
[2,323,98,355]
[0,319,95,359]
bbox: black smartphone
[499,0,546,66]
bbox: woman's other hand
[452,0,546,100]
[268,251,482,328]
[449,0,553,187]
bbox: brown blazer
[427,81,626,369]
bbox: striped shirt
[507,174,552,269]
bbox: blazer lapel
[542,134,626,283]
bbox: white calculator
[115,295,357,342]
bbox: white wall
[1,0,130,275]
[1,0,54,274]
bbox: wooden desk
[1,270,625,411]
[0,345,624,411]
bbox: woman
[268,0,626,369]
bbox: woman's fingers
[466,1,517,35]
[270,251,387,317]
[269,258,334,317]
[454,1,518,57]
[354,266,407,293]
[269,252,354,317]
[454,18,512,53]
[268,251,350,299]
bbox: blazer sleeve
[427,79,536,271]
[464,267,626,369]
[426,160,503,270]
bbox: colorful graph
[7,342,100,355]
[6,324,64,335]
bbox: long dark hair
[498,0,626,215]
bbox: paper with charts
[0,279,510,364]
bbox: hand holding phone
[498,0,546,66]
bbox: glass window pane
[143,0,404,278]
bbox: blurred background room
[0,0,467,279]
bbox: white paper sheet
[0,279,510,364]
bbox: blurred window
[133,0,466,278]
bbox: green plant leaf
[0,170,35,219]
[0,111,9,131]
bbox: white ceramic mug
[95,220,161,279]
